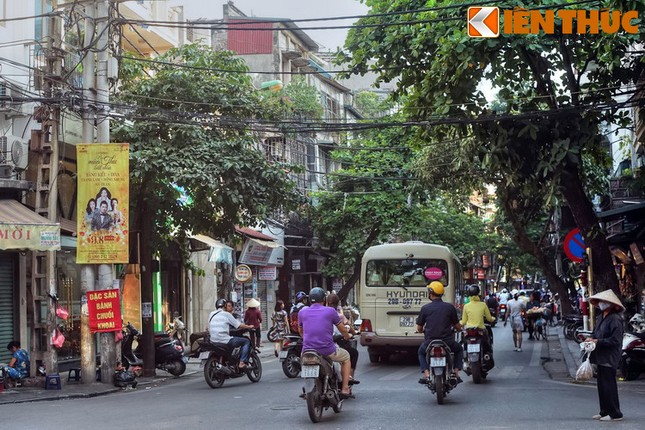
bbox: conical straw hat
[589,289,624,312]
[246,298,261,308]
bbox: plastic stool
[45,374,62,390]
[67,368,81,382]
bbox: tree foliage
[112,44,300,259]
[341,0,644,299]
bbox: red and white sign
[424,267,444,280]
[235,264,253,282]
[87,289,122,333]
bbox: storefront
[0,199,61,364]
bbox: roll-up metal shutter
[0,253,15,363]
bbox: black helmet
[296,291,308,302]
[468,285,480,297]
[216,298,227,309]
[309,287,326,304]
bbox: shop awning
[189,234,234,264]
[0,200,60,251]
[248,237,286,249]
[235,225,277,241]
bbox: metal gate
[0,253,16,363]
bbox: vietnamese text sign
[258,266,277,281]
[76,143,129,263]
[0,224,60,251]
[87,289,122,333]
[239,239,273,266]
[468,7,639,38]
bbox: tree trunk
[502,199,573,315]
[560,165,619,297]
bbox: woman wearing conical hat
[585,289,624,422]
[244,298,262,351]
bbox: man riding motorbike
[460,285,495,360]
[416,281,463,384]
[290,291,309,333]
[298,287,353,399]
[208,299,255,369]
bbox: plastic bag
[576,357,593,381]
[51,328,65,348]
[56,304,69,320]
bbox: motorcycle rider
[208,299,255,369]
[298,287,353,399]
[498,288,511,305]
[485,291,499,317]
[416,281,463,384]
[290,291,309,333]
[460,285,495,363]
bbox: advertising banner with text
[76,143,129,263]
[87,288,122,333]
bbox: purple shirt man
[298,303,341,355]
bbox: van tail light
[361,319,373,332]
[431,346,445,357]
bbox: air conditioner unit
[0,135,29,170]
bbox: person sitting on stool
[2,341,30,387]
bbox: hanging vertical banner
[87,289,122,333]
[76,143,129,263]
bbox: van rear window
[366,259,448,287]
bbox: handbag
[51,328,66,348]
[56,304,69,320]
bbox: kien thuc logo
[468,7,500,38]
[467,7,639,37]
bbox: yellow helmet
[428,281,444,296]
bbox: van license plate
[430,357,446,367]
[301,365,319,378]
[400,316,415,327]
[467,344,480,353]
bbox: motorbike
[300,348,345,423]
[267,325,279,342]
[200,328,262,388]
[462,325,494,383]
[166,314,186,347]
[488,307,498,327]
[620,332,645,381]
[280,334,303,378]
[423,339,459,404]
[121,322,187,376]
[498,303,507,323]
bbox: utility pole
[96,0,116,385]
[80,1,97,385]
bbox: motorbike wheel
[564,322,577,340]
[204,356,225,389]
[332,398,343,414]
[306,381,324,423]
[267,327,278,343]
[166,359,186,376]
[246,351,263,383]
[620,357,640,381]
[434,374,445,405]
[281,351,300,378]
[471,362,483,384]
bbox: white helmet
[511,289,519,295]
[502,288,508,293]
[629,314,645,334]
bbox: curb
[558,329,581,380]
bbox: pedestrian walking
[272,300,289,357]
[586,289,624,422]
[244,298,262,351]
[504,291,526,352]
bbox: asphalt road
[3,327,644,430]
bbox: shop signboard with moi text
[76,143,129,263]
[87,289,122,333]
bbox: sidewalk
[0,336,278,405]
[544,323,645,387]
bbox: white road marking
[530,341,543,367]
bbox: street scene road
[3,327,644,430]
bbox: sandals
[418,377,430,385]
[349,377,360,385]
